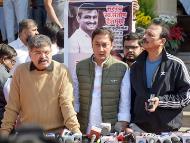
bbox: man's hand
[132,0,140,16]
[145,97,159,112]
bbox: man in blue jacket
[130,18,190,133]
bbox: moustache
[38,58,48,64]
[86,22,97,25]
[125,52,134,56]
[143,38,149,44]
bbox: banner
[64,0,133,75]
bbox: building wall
[155,0,177,16]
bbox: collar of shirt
[78,27,91,39]
[17,37,27,49]
[29,62,54,71]
[0,64,10,74]
[91,55,110,67]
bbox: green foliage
[138,0,156,18]
[136,0,157,28]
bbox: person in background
[3,0,29,43]
[74,27,131,134]
[41,22,61,55]
[44,0,64,29]
[69,3,99,54]
[52,28,64,63]
[0,44,17,125]
[123,32,144,67]
[110,50,124,61]
[0,34,81,135]
[9,19,39,72]
[130,18,190,133]
[31,0,47,33]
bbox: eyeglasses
[4,57,16,65]
[124,46,139,50]
[10,58,16,64]
[31,50,51,56]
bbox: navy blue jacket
[130,49,190,133]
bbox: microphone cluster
[45,126,190,143]
[46,129,82,143]
[136,132,190,143]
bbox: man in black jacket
[130,18,190,133]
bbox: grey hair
[27,34,52,50]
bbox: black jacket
[130,49,190,133]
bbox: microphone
[124,133,135,143]
[158,135,172,143]
[136,135,147,143]
[15,124,44,137]
[171,137,182,143]
[61,129,72,137]
[61,129,74,143]
[64,137,74,143]
[163,139,172,143]
[88,126,101,140]
[101,136,118,143]
[73,133,82,143]
[82,135,89,143]
[181,133,190,143]
[149,138,157,143]
[114,122,123,133]
[55,134,64,143]
[100,123,111,136]
[117,133,125,142]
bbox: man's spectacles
[124,46,139,50]
[31,51,51,56]
[3,57,16,65]
[10,58,16,64]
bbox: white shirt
[9,37,30,73]
[73,59,131,134]
[3,77,12,102]
[69,28,93,54]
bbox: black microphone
[82,135,89,143]
[124,133,135,143]
[171,137,182,143]
[55,134,64,143]
[15,124,44,137]
[163,139,172,143]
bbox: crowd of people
[0,0,190,141]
